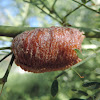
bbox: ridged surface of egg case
[12,26,85,73]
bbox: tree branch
[64,0,90,18]
[72,0,100,14]
[64,5,82,18]
[0,26,35,37]
[0,26,100,38]
[35,4,62,23]
[0,54,15,95]
[0,47,11,50]
[39,0,62,21]
[23,0,62,24]
[52,0,57,9]
[0,52,12,63]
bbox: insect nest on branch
[12,26,85,73]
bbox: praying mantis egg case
[12,26,85,73]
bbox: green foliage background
[0,0,100,100]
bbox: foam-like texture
[12,26,85,73]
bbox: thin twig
[0,52,12,62]
[51,0,62,21]
[23,0,62,23]
[72,0,100,14]
[52,9,62,22]
[64,5,82,18]
[64,0,90,18]
[21,2,30,26]
[0,83,5,96]
[3,54,15,82]
[52,0,57,9]
[39,0,50,11]
[35,5,61,23]
[0,54,15,95]
[0,47,11,50]
[71,68,84,78]
[55,71,66,79]
[38,0,62,22]
[23,0,30,3]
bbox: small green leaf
[95,68,100,74]
[82,82,99,87]
[81,0,87,3]
[90,40,100,47]
[87,97,93,100]
[99,8,100,12]
[51,79,58,97]
[72,89,77,91]
[70,98,86,100]
[74,49,84,59]
[78,90,88,96]
[72,89,88,96]
[94,83,100,89]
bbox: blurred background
[0,0,100,100]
